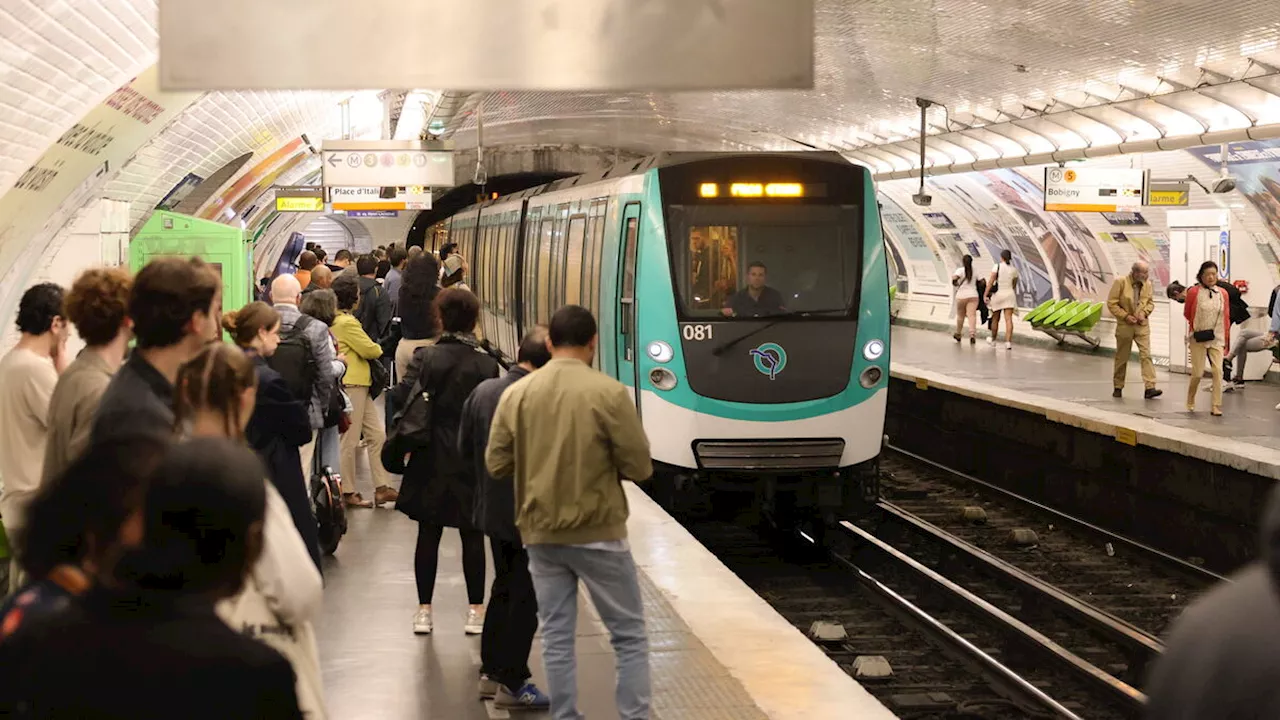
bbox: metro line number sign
[320,141,455,189]
[1043,167,1146,213]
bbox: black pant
[415,522,485,605]
[480,537,538,692]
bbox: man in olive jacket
[486,305,653,720]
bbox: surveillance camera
[912,193,932,207]
[1211,177,1237,194]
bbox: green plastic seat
[1028,299,1068,326]
[1074,303,1104,332]
[1025,300,1057,325]
[1060,301,1093,327]
[889,286,897,303]
[1053,301,1088,327]
[1066,301,1102,328]
[1044,300,1081,326]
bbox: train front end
[635,153,888,509]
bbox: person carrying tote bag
[174,342,328,719]
[1183,260,1231,416]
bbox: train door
[616,202,641,408]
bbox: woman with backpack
[223,302,321,570]
[174,343,326,719]
[391,288,499,636]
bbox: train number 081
[681,324,714,341]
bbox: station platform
[889,325,1280,481]
[316,478,893,719]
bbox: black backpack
[267,314,319,404]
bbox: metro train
[429,152,889,514]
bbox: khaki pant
[299,430,317,481]
[1187,341,1224,411]
[1114,324,1156,390]
[340,385,392,496]
[396,337,436,381]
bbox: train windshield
[667,204,862,320]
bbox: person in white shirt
[0,283,69,592]
[173,342,327,719]
[984,249,1020,349]
[952,254,980,345]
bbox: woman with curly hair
[43,267,133,485]
[395,251,441,379]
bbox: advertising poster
[929,176,1053,307]
[977,170,1111,301]
[879,195,951,297]
[1187,140,1280,260]
[1097,232,1171,289]
[0,65,200,349]
[156,172,204,210]
[198,136,307,220]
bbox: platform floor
[314,466,889,719]
[891,325,1280,452]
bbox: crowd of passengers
[0,241,654,720]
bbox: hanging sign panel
[329,186,432,211]
[1043,167,1146,212]
[274,186,325,212]
[1145,179,1191,207]
[321,141,454,188]
[158,0,813,91]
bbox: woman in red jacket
[1182,261,1231,416]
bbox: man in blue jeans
[487,305,653,720]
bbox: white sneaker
[987,336,996,346]
[1005,342,1012,350]
[413,607,432,635]
[465,606,485,635]
[1274,401,1280,411]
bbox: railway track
[879,445,1221,641]
[688,515,1080,719]
[678,446,1225,718]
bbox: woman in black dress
[392,288,498,636]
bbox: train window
[565,216,587,306]
[496,222,509,317]
[523,211,541,329]
[589,213,606,317]
[478,226,491,306]
[537,219,554,323]
[685,226,739,312]
[669,205,862,320]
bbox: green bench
[1026,299,1105,348]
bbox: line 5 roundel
[749,342,788,380]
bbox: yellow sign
[1146,190,1189,207]
[1114,427,1137,446]
[276,196,324,212]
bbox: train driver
[722,261,786,318]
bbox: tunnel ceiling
[3,0,1280,227]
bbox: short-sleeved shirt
[0,347,58,532]
[725,286,786,318]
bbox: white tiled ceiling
[448,0,1280,159]
[108,90,346,228]
[4,0,1280,219]
[0,0,156,197]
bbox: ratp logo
[749,342,787,380]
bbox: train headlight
[863,339,885,361]
[649,367,678,391]
[859,366,883,389]
[647,341,674,363]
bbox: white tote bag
[219,575,328,720]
